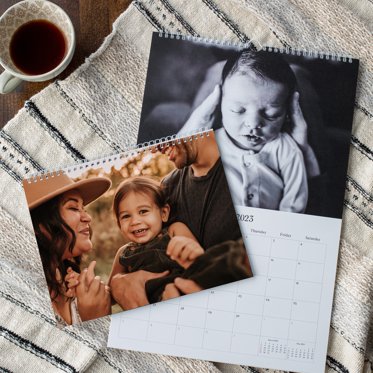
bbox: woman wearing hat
[23,172,112,325]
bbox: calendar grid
[117,234,325,355]
[286,240,301,357]
[201,290,212,348]
[256,236,272,356]
[109,209,342,373]
[173,297,181,344]
[229,282,240,352]
[310,231,329,353]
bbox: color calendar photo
[22,130,252,326]
[108,33,359,373]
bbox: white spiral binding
[25,128,212,183]
[158,31,353,63]
[158,31,252,49]
[261,45,353,63]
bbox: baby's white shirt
[215,128,308,212]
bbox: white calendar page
[108,207,341,373]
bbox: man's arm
[162,239,252,300]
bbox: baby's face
[118,191,169,244]
[221,71,289,152]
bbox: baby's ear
[161,204,171,222]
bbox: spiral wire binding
[260,45,353,63]
[158,31,252,50]
[25,128,212,183]
[158,31,353,63]
[26,34,353,184]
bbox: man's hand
[162,283,181,301]
[110,270,169,310]
[167,236,204,268]
[161,278,203,301]
[174,278,203,293]
[179,84,221,135]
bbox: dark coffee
[10,19,66,75]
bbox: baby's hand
[64,267,80,298]
[167,237,204,269]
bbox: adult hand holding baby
[178,84,221,134]
[181,75,319,179]
[289,91,320,178]
[289,91,308,148]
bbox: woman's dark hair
[222,49,296,100]
[113,176,167,227]
[31,196,81,300]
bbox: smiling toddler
[108,176,204,303]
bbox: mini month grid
[109,207,341,373]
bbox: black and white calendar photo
[109,33,360,373]
[137,33,359,219]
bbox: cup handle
[0,70,23,94]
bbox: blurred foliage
[73,150,175,313]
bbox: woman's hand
[75,261,111,321]
[64,267,80,298]
[179,84,221,135]
[167,236,204,269]
[110,270,169,310]
[289,91,320,178]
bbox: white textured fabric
[0,1,372,372]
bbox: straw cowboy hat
[23,172,112,210]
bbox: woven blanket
[1,0,372,372]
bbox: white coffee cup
[0,0,75,94]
